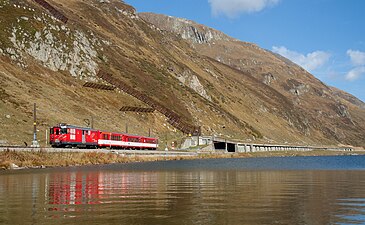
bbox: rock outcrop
[139,13,233,44]
[2,1,100,79]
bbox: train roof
[99,130,157,139]
[53,124,97,131]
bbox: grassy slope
[0,0,364,149]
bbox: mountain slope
[139,12,365,146]
[0,0,364,147]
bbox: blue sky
[124,0,365,102]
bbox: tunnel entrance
[227,143,236,152]
[213,141,226,150]
[213,141,236,152]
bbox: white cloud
[345,66,365,81]
[345,49,365,81]
[347,49,365,66]
[272,46,331,72]
[208,0,280,18]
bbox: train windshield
[60,128,68,134]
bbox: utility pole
[197,134,200,150]
[31,103,40,147]
[45,129,48,147]
[197,126,201,151]
[165,134,168,151]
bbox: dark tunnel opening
[213,142,236,152]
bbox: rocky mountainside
[0,0,364,147]
[140,12,365,146]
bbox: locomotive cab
[49,124,98,148]
[49,125,68,147]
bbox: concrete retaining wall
[179,136,353,152]
[236,143,352,153]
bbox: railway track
[0,146,197,156]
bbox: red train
[49,124,158,150]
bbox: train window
[128,137,139,142]
[145,139,156,143]
[55,129,59,135]
[111,135,121,141]
[50,128,54,134]
[61,128,67,134]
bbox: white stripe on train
[98,140,158,148]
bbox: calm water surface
[1,156,365,225]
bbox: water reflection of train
[48,172,101,206]
[49,124,158,150]
[47,171,159,207]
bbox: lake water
[1,155,365,225]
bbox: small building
[181,136,213,149]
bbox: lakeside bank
[1,148,364,171]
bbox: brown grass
[0,150,196,170]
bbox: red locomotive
[49,124,158,150]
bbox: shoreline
[0,149,364,171]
